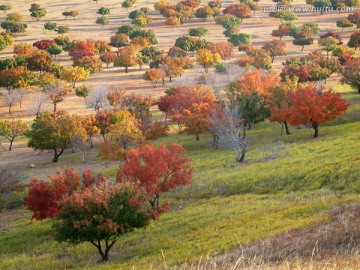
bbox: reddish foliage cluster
[116,143,193,209]
[206,41,234,60]
[69,40,99,60]
[33,39,56,50]
[24,168,103,220]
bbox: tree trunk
[53,102,57,112]
[271,56,275,63]
[8,139,14,151]
[8,105,12,114]
[213,135,219,150]
[284,121,291,135]
[53,149,64,162]
[125,67,128,73]
[236,145,247,162]
[358,86,360,94]
[301,45,304,51]
[312,121,319,138]
[196,134,199,141]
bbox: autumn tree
[206,41,234,60]
[222,3,252,22]
[73,56,103,74]
[195,6,214,21]
[33,39,56,50]
[336,18,353,32]
[318,36,339,58]
[271,24,290,40]
[44,80,69,112]
[100,112,144,159]
[281,86,348,137]
[158,85,216,131]
[0,120,29,151]
[262,39,287,62]
[116,143,193,209]
[164,17,180,29]
[107,90,125,109]
[341,57,360,93]
[348,32,360,50]
[26,111,87,162]
[114,45,138,73]
[24,168,156,261]
[69,40,98,60]
[100,52,116,68]
[82,115,100,148]
[197,48,222,73]
[267,76,298,135]
[348,11,360,28]
[27,50,55,72]
[143,69,165,87]
[60,66,90,88]
[109,34,130,51]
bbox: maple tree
[29,3,47,21]
[55,25,70,36]
[24,168,156,261]
[95,40,111,53]
[318,36,339,58]
[182,102,216,140]
[107,90,126,109]
[73,56,103,74]
[223,3,252,21]
[277,86,348,137]
[69,40,98,60]
[158,85,216,131]
[206,41,234,60]
[26,111,87,162]
[44,22,57,32]
[262,39,287,62]
[114,45,138,73]
[0,119,29,151]
[341,57,360,93]
[109,33,130,50]
[336,19,353,32]
[27,50,55,72]
[116,143,193,209]
[267,76,299,135]
[271,24,290,40]
[143,69,165,87]
[100,52,116,68]
[60,66,90,88]
[33,39,56,50]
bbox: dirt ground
[0,0,358,181]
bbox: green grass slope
[0,85,359,269]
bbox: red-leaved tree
[275,86,348,137]
[116,143,193,210]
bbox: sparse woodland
[0,0,360,268]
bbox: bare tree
[2,90,20,114]
[210,105,249,162]
[0,166,20,201]
[44,80,68,112]
[28,93,50,118]
[14,88,28,109]
[87,86,109,111]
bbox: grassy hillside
[0,85,359,269]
